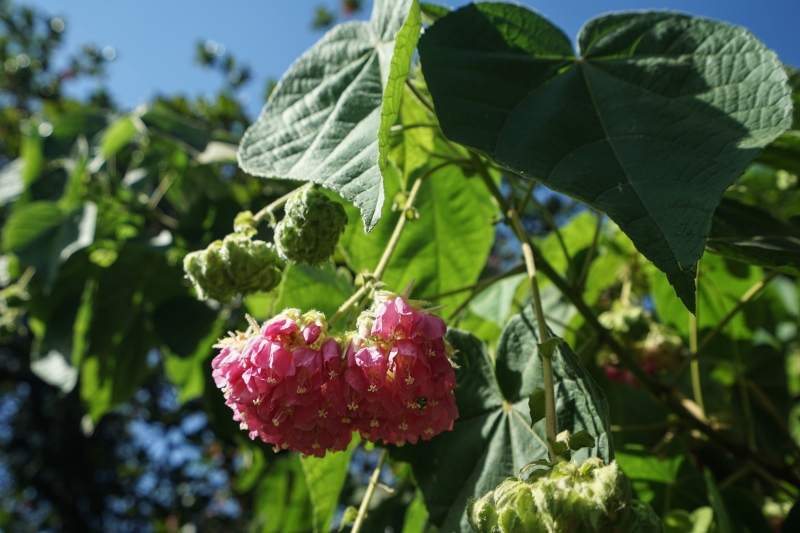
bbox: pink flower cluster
[211,295,459,457]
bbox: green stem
[689,274,705,418]
[670,271,778,386]
[404,79,435,116]
[516,178,536,217]
[508,207,558,461]
[329,286,368,327]
[426,264,526,302]
[252,183,311,225]
[578,212,602,290]
[471,152,559,460]
[373,168,428,281]
[350,448,388,533]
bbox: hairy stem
[351,448,388,533]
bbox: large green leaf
[392,304,611,532]
[339,141,496,311]
[238,0,417,231]
[300,436,359,533]
[2,201,64,251]
[418,4,792,312]
[706,198,800,274]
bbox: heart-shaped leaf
[391,304,611,532]
[418,4,792,312]
[238,0,419,231]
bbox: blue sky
[22,0,800,117]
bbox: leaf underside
[419,3,792,311]
[238,0,416,232]
[392,304,611,532]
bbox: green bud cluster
[274,186,348,267]
[468,458,662,533]
[183,232,284,303]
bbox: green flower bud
[468,489,500,533]
[274,186,348,267]
[468,459,659,533]
[183,240,238,303]
[221,233,284,295]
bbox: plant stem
[253,183,310,225]
[578,212,603,290]
[373,160,452,280]
[351,448,388,533]
[451,145,800,487]
[670,271,778,386]
[689,276,705,418]
[471,152,559,460]
[329,286,368,327]
[426,264,526,302]
[508,207,559,460]
[405,79,435,116]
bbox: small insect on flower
[416,396,428,413]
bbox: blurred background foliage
[1,0,800,532]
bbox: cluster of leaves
[2,0,800,532]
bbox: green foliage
[301,436,360,533]
[392,304,611,530]
[238,0,418,231]
[418,3,792,312]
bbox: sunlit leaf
[239,0,417,231]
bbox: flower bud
[183,240,238,303]
[468,459,660,533]
[274,186,348,266]
[221,233,284,295]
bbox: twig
[351,448,388,533]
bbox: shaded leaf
[391,303,611,531]
[238,0,415,231]
[419,4,792,311]
[707,198,800,274]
